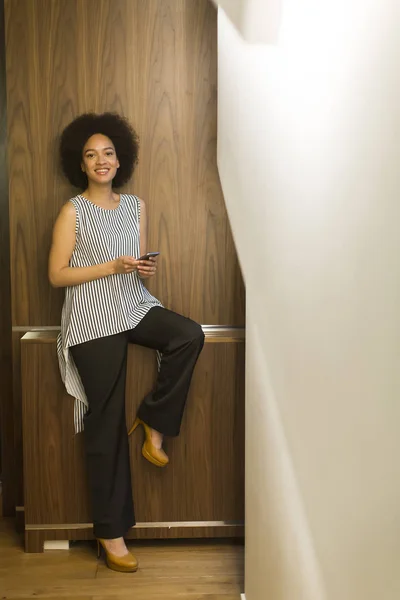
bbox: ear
[81,162,86,173]
[117,159,120,169]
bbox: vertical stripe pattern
[57,194,163,433]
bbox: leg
[70,332,135,541]
[128,307,205,437]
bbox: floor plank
[0,519,244,599]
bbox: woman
[48,112,205,573]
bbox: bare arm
[48,202,138,288]
[137,198,158,280]
[139,197,149,257]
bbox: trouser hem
[93,519,136,540]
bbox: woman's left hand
[137,256,158,280]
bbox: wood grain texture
[0,518,244,598]
[5,0,245,327]
[126,341,245,523]
[13,326,245,535]
[5,0,245,533]
[10,330,62,528]
[0,0,14,517]
[21,340,91,527]
[11,331,24,518]
[21,333,244,551]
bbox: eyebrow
[84,146,115,153]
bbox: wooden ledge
[21,331,59,343]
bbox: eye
[86,153,95,159]
[106,151,114,156]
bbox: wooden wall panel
[21,332,244,551]
[21,337,91,526]
[0,0,14,516]
[126,341,245,523]
[4,0,245,521]
[5,0,245,327]
[12,330,25,516]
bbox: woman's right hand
[114,256,140,274]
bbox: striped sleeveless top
[57,194,163,433]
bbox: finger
[138,269,155,276]
[122,259,132,268]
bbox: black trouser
[70,307,205,539]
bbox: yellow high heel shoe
[97,538,138,573]
[128,418,169,468]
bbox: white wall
[217,2,400,599]
[211,0,281,43]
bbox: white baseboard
[240,594,246,600]
[44,540,70,551]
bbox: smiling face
[81,134,120,186]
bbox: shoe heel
[95,537,138,573]
[129,418,169,467]
[128,417,141,437]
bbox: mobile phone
[138,251,160,261]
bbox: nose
[96,155,107,165]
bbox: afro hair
[59,112,139,189]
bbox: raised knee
[193,323,205,346]
[187,321,204,346]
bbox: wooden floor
[0,519,244,599]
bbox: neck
[83,183,115,204]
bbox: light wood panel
[5,0,245,327]
[21,331,244,552]
[0,518,244,599]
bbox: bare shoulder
[60,200,77,217]
[52,200,77,236]
[138,197,147,211]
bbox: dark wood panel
[14,330,64,529]
[21,333,244,540]
[126,342,245,523]
[5,0,78,325]
[0,0,14,517]
[5,0,245,327]
[12,331,23,514]
[14,326,244,525]
[21,340,91,526]
[10,330,64,519]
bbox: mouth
[94,168,110,176]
